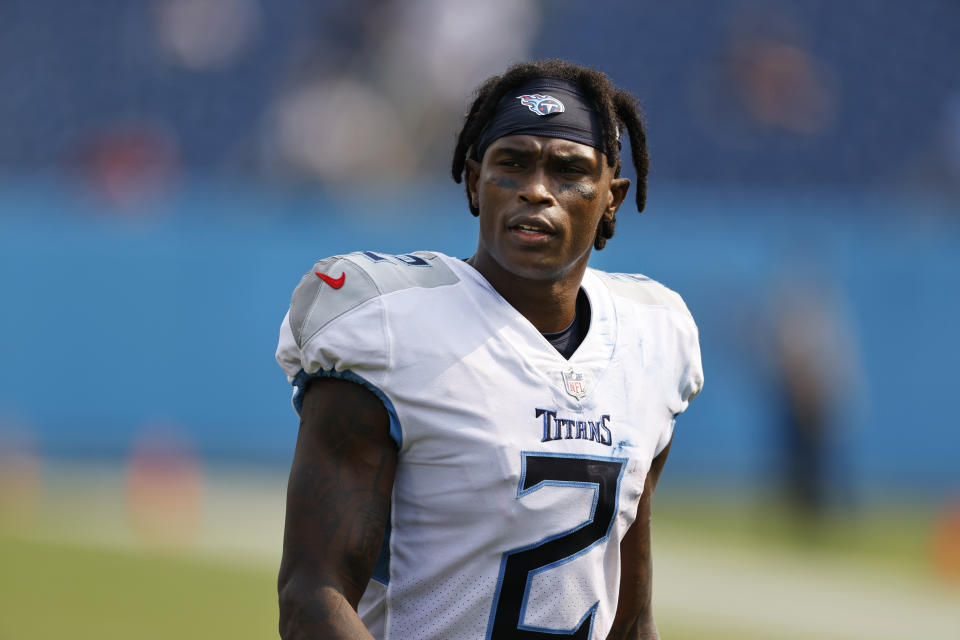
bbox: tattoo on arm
[278,378,397,639]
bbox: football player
[276,59,703,639]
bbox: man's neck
[467,254,586,334]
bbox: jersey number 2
[487,453,627,639]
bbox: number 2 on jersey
[487,453,627,639]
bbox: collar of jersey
[444,255,620,402]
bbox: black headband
[472,78,609,161]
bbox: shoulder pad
[289,251,459,349]
[593,271,693,320]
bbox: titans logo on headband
[517,93,565,116]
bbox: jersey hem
[292,368,403,449]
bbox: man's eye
[498,160,522,168]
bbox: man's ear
[605,177,631,221]
[465,158,481,212]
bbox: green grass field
[0,535,277,640]
[0,534,785,640]
[0,534,795,640]
[1,464,957,639]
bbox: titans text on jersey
[536,409,613,445]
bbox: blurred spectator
[257,0,539,187]
[263,77,414,184]
[151,0,262,72]
[73,120,180,212]
[690,1,837,150]
[765,264,864,522]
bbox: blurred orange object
[0,442,41,531]
[931,501,960,582]
[126,426,203,549]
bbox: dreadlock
[452,59,649,250]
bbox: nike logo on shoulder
[315,271,346,289]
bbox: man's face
[466,134,630,283]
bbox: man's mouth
[509,223,555,238]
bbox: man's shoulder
[288,250,461,350]
[589,268,694,322]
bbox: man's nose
[518,169,555,206]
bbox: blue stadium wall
[1,178,957,496]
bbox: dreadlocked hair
[452,59,650,250]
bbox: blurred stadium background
[1,1,958,638]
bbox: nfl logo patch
[517,93,565,116]
[562,368,588,400]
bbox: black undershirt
[541,289,591,360]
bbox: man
[276,59,703,639]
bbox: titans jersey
[276,250,703,640]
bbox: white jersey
[276,250,703,640]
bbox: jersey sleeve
[651,286,703,457]
[656,299,703,455]
[674,306,704,411]
[593,271,704,454]
[276,255,391,414]
[641,280,704,414]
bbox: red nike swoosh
[315,271,346,289]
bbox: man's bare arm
[278,377,398,640]
[606,440,672,640]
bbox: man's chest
[388,352,670,533]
